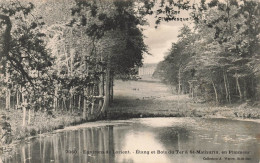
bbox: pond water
[2,118,259,163]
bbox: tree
[70,0,148,115]
[0,1,53,126]
[155,0,260,104]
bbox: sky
[142,6,193,64]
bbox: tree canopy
[155,0,260,104]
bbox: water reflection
[3,126,115,163]
[2,118,260,163]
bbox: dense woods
[0,0,150,125]
[0,0,196,146]
[0,0,195,131]
[154,0,260,105]
[0,0,259,147]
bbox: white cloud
[143,23,182,63]
[141,7,193,63]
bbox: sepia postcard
[0,0,259,162]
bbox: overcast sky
[142,8,192,64]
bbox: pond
[2,118,259,163]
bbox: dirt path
[108,80,192,118]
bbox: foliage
[71,0,149,79]
[155,0,260,104]
[0,0,150,121]
[0,1,54,111]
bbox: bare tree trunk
[191,83,194,99]
[111,74,113,102]
[27,96,32,125]
[98,54,104,112]
[98,73,104,112]
[28,109,31,125]
[101,66,111,114]
[91,86,95,115]
[5,66,11,110]
[78,95,81,111]
[235,73,242,101]
[22,92,26,127]
[16,88,20,109]
[83,88,88,119]
[243,79,247,100]
[211,79,219,104]
[69,88,73,113]
[109,72,114,104]
[178,68,181,95]
[188,82,192,98]
[83,54,90,119]
[225,72,231,103]
[54,86,58,111]
[5,87,11,110]
[63,98,67,111]
[223,70,229,103]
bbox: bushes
[0,109,84,141]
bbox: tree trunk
[54,86,58,111]
[243,79,247,100]
[98,73,104,111]
[83,88,88,119]
[188,82,192,98]
[192,83,194,99]
[225,72,231,103]
[28,109,31,125]
[22,93,26,127]
[22,106,26,127]
[101,66,111,114]
[178,67,181,95]
[98,54,104,112]
[235,73,242,101]
[16,88,20,109]
[111,74,113,102]
[83,54,90,119]
[177,68,182,110]
[211,79,219,104]
[223,70,229,103]
[109,72,114,104]
[5,87,10,110]
[69,88,73,113]
[63,98,67,111]
[5,65,11,110]
[91,86,95,115]
[78,95,81,111]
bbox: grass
[107,80,260,119]
[0,109,85,143]
[0,79,259,149]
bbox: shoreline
[1,111,259,144]
[1,80,259,157]
[0,111,259,159]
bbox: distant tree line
[154,0,260,105]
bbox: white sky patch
[142,10,192,64]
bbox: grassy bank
[0,110,85,148]
[107,97,260,119]
[107,80,260,119]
